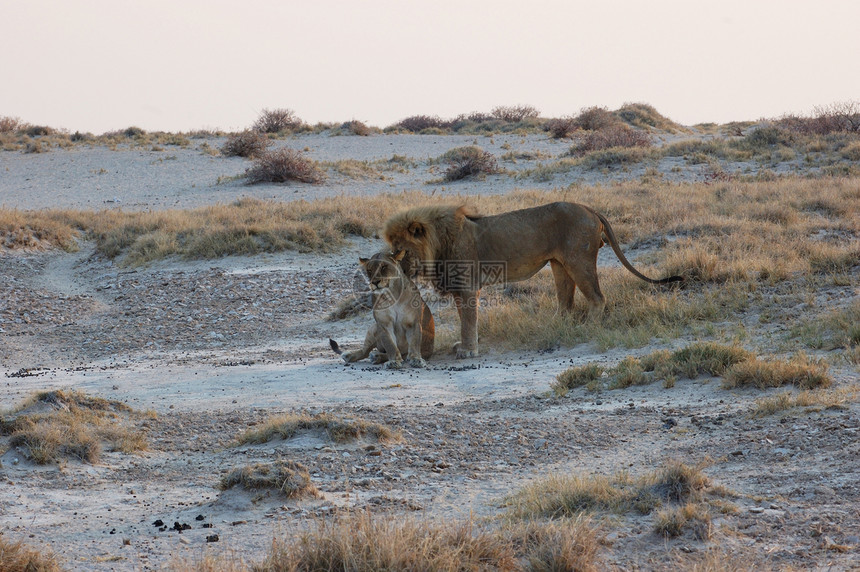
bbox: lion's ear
[359,257,369,266]
[407,221,426,239]
[392,250,406,262]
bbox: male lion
[383,202,682,358]
[330,250,434,368]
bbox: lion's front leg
[452,291,479,359]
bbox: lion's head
[383,204,477,264]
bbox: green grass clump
[235,412,401,445]
[552,363,605,395]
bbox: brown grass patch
[2,390,151,464]
[722,353,832,390]
[235,412,401,445]
[751,385,859,417]
[220,460,318,498]
[0,536,62,572]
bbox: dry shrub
[220,460,318,498]
[577,106,620,131]
[566,124,652,156]
[545,116,579,139]
[235,412,401,445]
[221,129,270,158]
[342,119,371,136]
[0,536,62,572]
[0,115,25,133]
[775,101,860,135]
[253,108,303,133]
[491,104,540,123]
[441,146,500,181]
[722,353,832,390]
[244,148,326,184]
[393,114,449,132]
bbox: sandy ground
[1,132,859,571]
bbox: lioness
[383,202,682,358]
[330,250,434,368]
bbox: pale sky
[3,0,859,134]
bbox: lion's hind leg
[556,258,606,320]
[550,260,577,313]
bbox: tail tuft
[329,338,342,355]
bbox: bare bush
[393,115,449,132]
[566,124,652,156]
[253,108,303,133]
[221,130,270,158]
[441,146,500,181]
[342,120,371,136]
[546,116,579,139]
[576,106,620,130]
[244,148,325,184]
[491,104,540,122]
[776,101,860,135]
[0,115,25,133]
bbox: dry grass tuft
[235,412,401,445]
[0,536,62,572]
[3,390,149,464]
[722,353,832,390]
[259,515,516,572]
[505,473,629,519]
[653,503,713,539]
[220,460,318,498]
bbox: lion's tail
[329,338,343,355]
[592,209,684,285]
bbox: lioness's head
[359,250,406,292]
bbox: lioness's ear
[392,250,406,262]
[407,221,426,239]
[359,257,369,266]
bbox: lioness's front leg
[405,320,427,368]
[452,291,479,359]
[377,324,404,369]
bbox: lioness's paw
[384,359,403,370]
[341,352,357,363]
[453,342,479,359]
[369,351,387,365]
[407,357,427,368]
